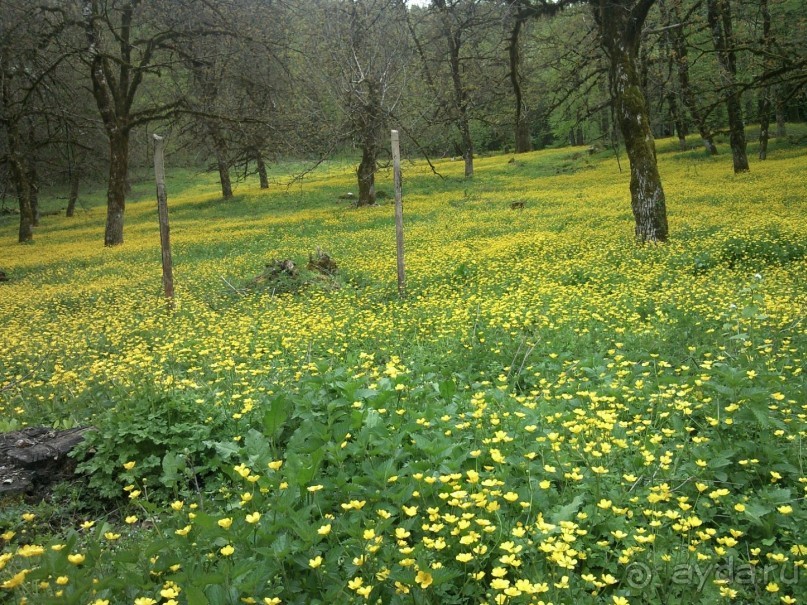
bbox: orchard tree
[311,0,411,206]
[80,0,229,246]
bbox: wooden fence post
[153,134,174,303]
[391,129,405,297]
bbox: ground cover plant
[0,133,805,605]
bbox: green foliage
[72,393,229,501]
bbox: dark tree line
[1,0,805,246]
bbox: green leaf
[184,585,210,605]
[263,395,292,438]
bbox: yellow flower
[134,598,157,605]
[21,513,35,522]
[307,485,324,493]
[175,525,191,536]
[81,520,95,529]
[309,555,323,569]
[123,461,136,470]
[16,544,45,557]
[403,505,418,517]
[220,544,235,557]
[317,523,332,536]
[105,532,121,540]
[68,553,86,565]
[246,512,261,524]
[267,460,283,470]
[218,517,233,529]
[777,505,793,514]
[0,569,29,589]
[125,515,138,524]
[170,500,184,511]
[56,576,69,585]
[264,599,281,605]
[415,570,433,589]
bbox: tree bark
[104,132,129,246]
[595,0,669,243]
[207,122,233,199]
[707,0,749,173]
[509,11,532,153]
[255,150,269,189]
[357,142,376,207]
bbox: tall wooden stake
[153,134,174,303]
[391,130,405,297]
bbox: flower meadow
[0,136,805,605]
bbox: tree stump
[0,427,93,499]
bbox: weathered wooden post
[153,134,174,303]
[391,129,405,297]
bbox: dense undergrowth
[0,132,805,604]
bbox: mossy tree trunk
[594,0,669,243]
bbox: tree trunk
[509,12,533,153]
[758,91,771,160]
[757,0,772,160]
[255,150,269,189]
[595,0,669,243]
[356,143,376,207]
[5,118,34,242]
[707,0,749,173]
[669,92,688,150]
[11,159,34,243]
[658,2,688,150]
[208,123,232,199]
[104,132,129,246]
[215,149,233,199]
[66,171,80,217]
[436,0,474,178]
[665,0,718,155]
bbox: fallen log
[0,426,93,499]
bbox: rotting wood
[0,427,93,499]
